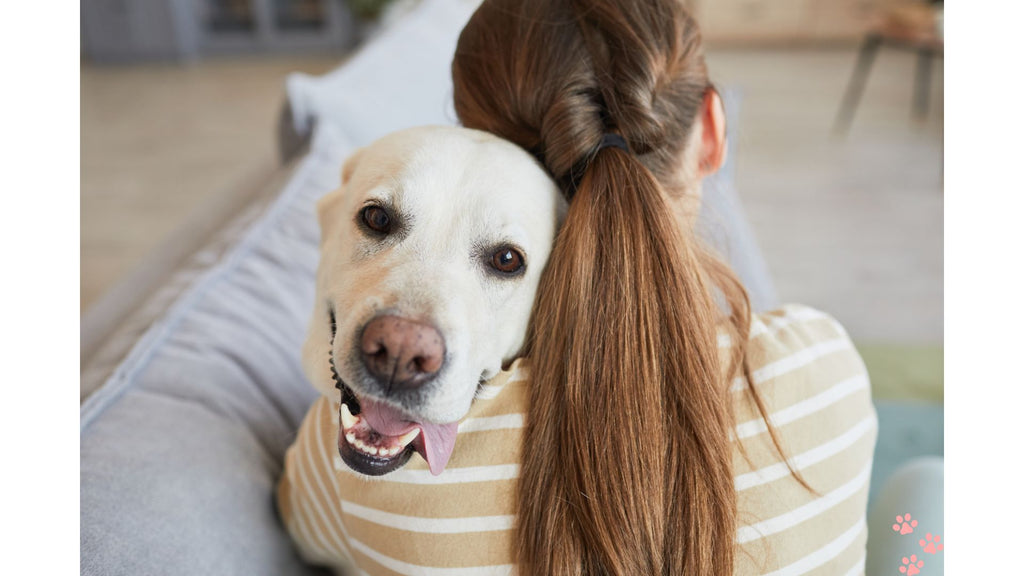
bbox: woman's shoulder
[743,304,863,375]
[731,306,877,575]
[730,304,874,436]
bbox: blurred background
[81,0,942,493]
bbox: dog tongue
[360,398,459,476]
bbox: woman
[451,0,875,574]
[280,0,876,573]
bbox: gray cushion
[81,137,352,576]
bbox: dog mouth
[328,332,458,477]
[330,352,417,475]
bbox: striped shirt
[277,304,877,575]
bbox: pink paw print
[899,554,925,575]
[892,513,918,535]
[919,532,944,554]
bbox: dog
[300,125,565,477]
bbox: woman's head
[452,0,728,217]
[453,1,748,574]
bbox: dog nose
[360,315,445,390]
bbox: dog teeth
[346,435,408,459]
[397,428,421,448]
[350,437,375,456]
[340,403,358,430]
[341,411,419,458]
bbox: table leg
[834,34,882,136]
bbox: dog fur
[301,126,565,434]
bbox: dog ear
[316,148,366,241]
[341,147,365,185]
[315,192,340,241]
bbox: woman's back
[730,306,876,575]
[278,304,877,575]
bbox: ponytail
[518,147,734,575]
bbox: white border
[2,3,81,574]
[945,1,1024,573]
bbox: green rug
[854,343,943,504]
[856,343,943,403]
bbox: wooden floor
[80,55,338,313]
[80,47,942,344]
[709,48,943,344]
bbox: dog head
[302,126,565,476]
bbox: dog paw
[892,513,919,535]
[899,554,924,575]
[919,532,943,554]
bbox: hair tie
[561,133,632,201]
[596,133,630,154]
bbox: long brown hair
[453,1,795,573]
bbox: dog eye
[489,247,525,275]
[360,206,392,234]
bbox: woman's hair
[452,1,796,573]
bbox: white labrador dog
[301,126,565,477]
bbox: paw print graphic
[891,513,918,535]
[919,532,943,554]
[899,554,925,575]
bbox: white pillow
[287,0,481,147]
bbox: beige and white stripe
[279,304,877,575]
